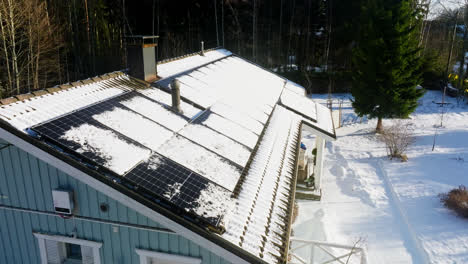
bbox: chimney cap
[125,35,159,46]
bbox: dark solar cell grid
[32,92,146,165]
[31,91,225,227]
[125,153,221,226]
[33,116,120,165]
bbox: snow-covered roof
[0,48,335,264]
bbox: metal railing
[288,238,368,264]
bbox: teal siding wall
[0,139,232,264]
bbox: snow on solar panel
[92,106,173,151]
[157,49,232,78]
[178,75,210,91]
[197,111,258,149]
[210,103,264,135]
[192,182,234,221]
[280,88,317,121]
[0,78,129,131]
[33,115,150,175]
[218,101,269,124]
[176,82,218,108]
[179,124,251,166]
[119,94,188,131]
[137,88,202,118]
[124,154,233,226]
[60,123,150,175]
[158,135,242,191]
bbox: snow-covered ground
[293,91,468,264]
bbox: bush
[439,185,468,218]
[379,121,415,161]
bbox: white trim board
[0,127,251,264]
[34,233,102,264]
[34,233,103,248]
[136,249,202,264]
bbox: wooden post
[313,136,326,190]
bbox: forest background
[0,0,463,98]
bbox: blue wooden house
[0,39,335,264]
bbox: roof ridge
[157,47,223,65]
[0,71,126,106]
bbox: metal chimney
[200,41,205,56]
[126,35,159,82]
[171,79,183,114]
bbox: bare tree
[0,0,63,97]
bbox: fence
[288,238,368,264]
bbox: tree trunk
[287,0,296,69]
[0,6,13,93]
[376,117,383,133]
[7,0,20,93]
[226,2,241,54]
[278,0,283,67]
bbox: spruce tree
[351,0,425,132]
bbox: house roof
[0,48,335,264]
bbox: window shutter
[45,240,64,264]
[81,245,95,264]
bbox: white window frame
[34,233,102,264]
[135,249,202,264]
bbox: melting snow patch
[158,136,241,191]
[192,182,235,220]
[92,106,174,151]
[164,182,183,200]
[60,123,150,175]
[146,155,163,170]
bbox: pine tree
[351,0,425,132]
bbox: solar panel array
[31,89,236,227]
[30,55,294,230]
[32,104,151,175]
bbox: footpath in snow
[293,91,468,264]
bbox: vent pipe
[200,41,205,56]
[171,79,183,114]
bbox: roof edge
[283,122,302,263]
[0,71,126,106]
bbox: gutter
[0,121,268,264]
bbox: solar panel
[33,113,150,175]
[158,135,242,192]
[280,88,317,122]
[125,154,230,226]
[195,110,259,149]
[179,123,251,166]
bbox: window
[65,243,83,262]
[34,233,102,264]
[135,249,202,264]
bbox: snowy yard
[293,91,468,264]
